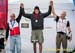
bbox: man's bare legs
[33,43,37,53]
[33,43,42,53]
[39,43,42,53]
[0,49,1,53]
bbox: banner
[0,0,8,29]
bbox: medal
[35,20,38,22]
[11,20,15,30]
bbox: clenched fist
[50,0,53,6]
[20,3,24,8]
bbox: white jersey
[56,18,68,33]
[9,20,19,29]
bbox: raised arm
[16,4,24,23]
[20,3,31,19]
[42,1,53,18]
[51,1,57,17]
